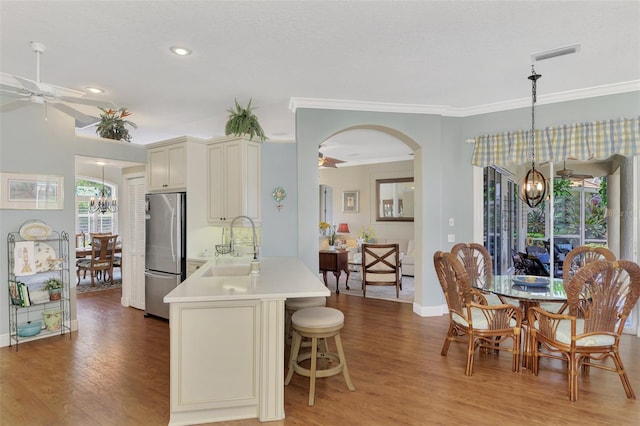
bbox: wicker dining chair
[451,243,505,306]
[563,245,616,282]
[433,251,522,376]
[528,259,640,401]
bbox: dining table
[75,245,122,258]
[477,274,568,369]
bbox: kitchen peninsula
[164,256,329,425]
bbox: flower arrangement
[319,221,330,233]
[360,225,376,242]
[327,226,337,246]
[95,107,137,142]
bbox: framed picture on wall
[0,172,64,210]
[342,190,359,213]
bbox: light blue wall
[260,141,298,256]
[296,108,442,312]
[296,91,640,314]
[0,103,147,339]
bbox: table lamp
[337,223,350,234]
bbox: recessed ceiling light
[531,43,581,62]
[86,87,104,94]
[170,46,192,56]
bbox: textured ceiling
[1,1,639,166]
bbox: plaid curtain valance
[471,117,640,167]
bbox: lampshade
[336,223,350,233]
[519,65,547,208]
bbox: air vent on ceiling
[531,43,581,62]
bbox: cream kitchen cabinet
[147,141,187,192]
[207,136,261,224]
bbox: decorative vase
[329,245,336,251]
[42,309,62,331]
[48,288,62,301]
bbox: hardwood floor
[1,289,638,425]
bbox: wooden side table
[319,249,350,294]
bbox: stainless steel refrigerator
[144,192,186,319]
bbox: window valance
[471,116,640,167]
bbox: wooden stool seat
[285,307,355,406]
[285,297,326,345]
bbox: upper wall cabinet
[147,142,187,192]
[207,136,261,225]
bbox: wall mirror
[376,177,414,222]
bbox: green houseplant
[95,107,137,142]
[225,98,267,142]
[42,278,63,301]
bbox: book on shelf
[9,280,22,306]
[9,281,31,307]
[20,283,31,307]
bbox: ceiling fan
[555,160,593,180]
[0,41,115,128]
[318,152,345,168]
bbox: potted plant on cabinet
[225,98,267,142]
[42,278,63,301]
[95,107,137,142]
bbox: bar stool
[284,297,326,345]
[285,306,355,406]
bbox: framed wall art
[0,172,64,210]
[342,190,359,213]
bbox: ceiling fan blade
[13,75,41,93]
[50,103,100,128]
[0,98,29,112]
[59,95,115,109]
[319,156,345,168]
[0,88,31,98]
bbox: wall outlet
[447,234,455,243]
[448,218,455,226]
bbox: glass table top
[479,275,567,301]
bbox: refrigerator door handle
[145,270,171,278]
[170,207,176,262]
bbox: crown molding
[289,98,450,115]
[290,80,640,118]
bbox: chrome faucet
[229,215,258,259]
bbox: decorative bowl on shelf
[17,320,43,337]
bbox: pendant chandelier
[519,65,547,208]
[89,166,118,214]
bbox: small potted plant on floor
[42,278,63,301]
[225,98,267,142]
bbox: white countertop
[164,256,330,303]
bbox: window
[75,178,117,235]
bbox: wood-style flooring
[1,289,639,425]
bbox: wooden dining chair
[433,251,522,376]
[361,243,401,298]
[528,259,640,401]
[77,234,118,286]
